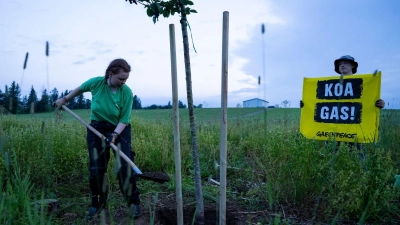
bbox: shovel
[59,105,170,184]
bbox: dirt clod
[138,172,170,183]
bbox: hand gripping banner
[300,72,381,143]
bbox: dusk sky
[1,0,399,108]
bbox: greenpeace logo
[316,131,357,139]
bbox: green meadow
[0,108,399,224]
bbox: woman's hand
[375,99,385,109]
[54,96,68,107]
[106,132,118,146]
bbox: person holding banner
[300,55,385,109]
[299,55,385,151]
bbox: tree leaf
[146,7,154,17]
[152,16,157,24]
[172,7,180,13]
[189,9,197,13]
[162,9,170,18]
[150,3,157,13]
[179,0,188,5]
[187,0,194,5]
[155,2,162,14]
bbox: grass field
[1,107,399,224]
[16,107,300,122]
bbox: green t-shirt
[80,76,133,125]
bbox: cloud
[73,57,96,65]
[95,49,112,55]
[1,0,399,109]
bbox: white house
[243,98,269,108]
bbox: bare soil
[60,192,274,225]
[91,197,258,225]
[58,191,372,225]
[55,176,371,225]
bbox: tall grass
[0,153,51,224]
[0,108,399,224]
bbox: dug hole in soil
[85,192,263,225]
[154,194,254,225]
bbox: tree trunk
[179,2,205,224]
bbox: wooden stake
[169,23,183,225]
[219,11,229,225]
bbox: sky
[1,0,400,109]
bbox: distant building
[243,98,269,108]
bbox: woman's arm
[54,87,84,106]
[114,123,127,135]
[109,123,127,143]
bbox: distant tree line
[133,97,204,109]
[0,81,200,114]
[143,100,192,109]
[0,81,91,114]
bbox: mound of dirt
[138,172,170,184]
[80,193,266,225]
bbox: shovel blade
[137,172,170,184]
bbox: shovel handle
[60,105,143,174]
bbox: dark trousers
[87,120,140,206]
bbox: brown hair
[104,59,131,83]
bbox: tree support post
[219,11,229,225]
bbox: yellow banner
[300,72,381,143]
